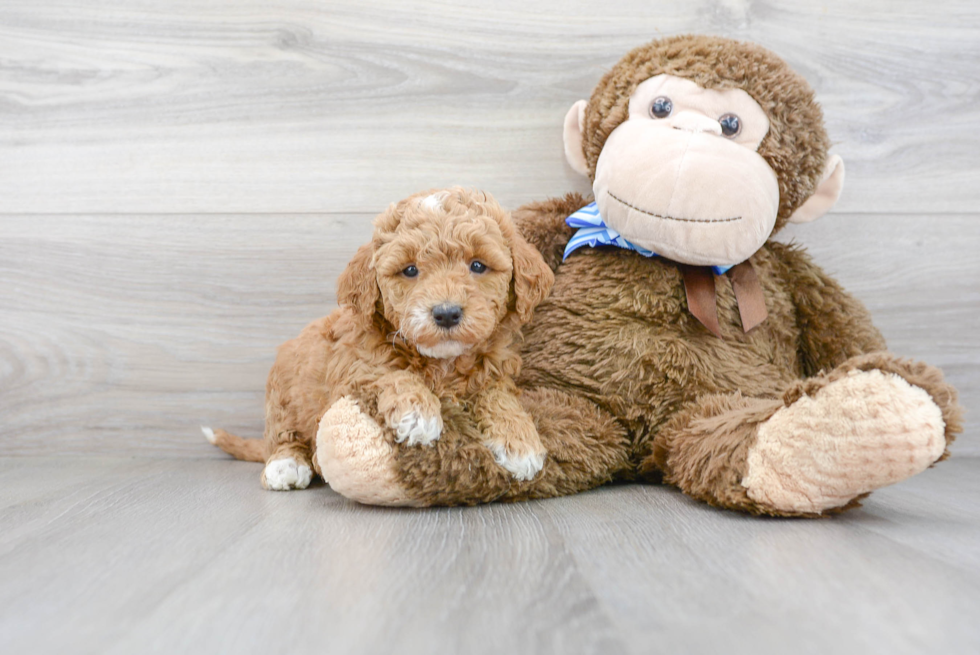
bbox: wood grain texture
[1,0,978,214]
[0,214,373,455]
[0,212,977,457]
[0,456,978,654]
[0,457,626,655]
[1,4,977,653]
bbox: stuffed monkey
[316,35,962,516]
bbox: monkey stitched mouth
[607,190,742,224]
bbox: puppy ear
[511,232,555,324]
[336,243,379,318]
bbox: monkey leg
[316,388,632,507]
[641,354,961,517]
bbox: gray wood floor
[2,456,979,654]
[1,1,979,653]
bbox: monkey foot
[742,369,947,514]
[315,397,421,507]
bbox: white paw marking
[485,442,546,481]
[201,426,216,444]
[394,408,442,446]
[264,457,313,491]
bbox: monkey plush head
[563,35,845,267]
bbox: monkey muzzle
[592,120,780,267]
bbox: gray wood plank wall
[1,0,978,456]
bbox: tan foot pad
[742,370,945,514]
[316,397,421,507]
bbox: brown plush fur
[378,190,960,515]
[393,387,632,506]
[369,37,962,515]
[212,188,554,486]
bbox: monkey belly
[517,245,801,440]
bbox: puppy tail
[202,426,267,462]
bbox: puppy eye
[402,265,419,278]
[650,96,672,119]
[719,113,741,137]
[469,261,488,274]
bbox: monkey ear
[563,99,590,178]
[789,155,845,224]
[336,243,379,319]
[511,233,555,324]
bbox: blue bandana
[564,202,732,275]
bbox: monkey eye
[719,113,741,137]
[402,264,419,278]
[650,96,672,119]
[469,261,488,274]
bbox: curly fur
[210,187,554,487]
[215,36,963,517]
[361,37,963,515]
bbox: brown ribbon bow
[678,261,768,338]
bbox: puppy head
[336,187,553,359]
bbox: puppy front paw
[393,407,443,447]
[485,440,546,481]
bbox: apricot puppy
[205,188,554,489]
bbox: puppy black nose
[432,304,463,329]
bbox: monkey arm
[768,241,887,376]
[317,385,632,506]
[511,192,589,271]
[391,386,631,505]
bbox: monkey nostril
[431,304,463,329]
